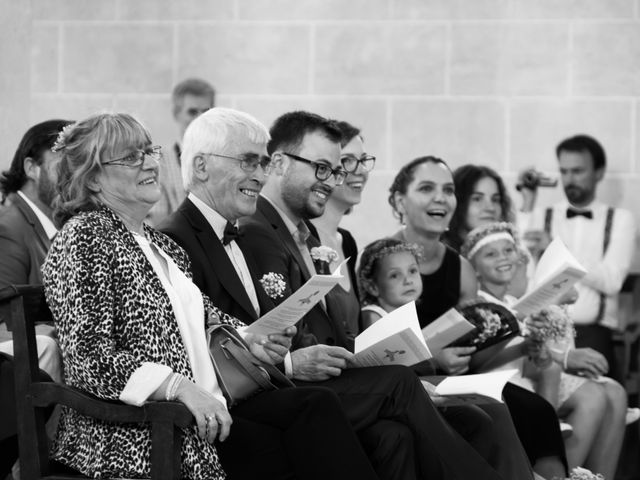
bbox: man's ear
[23,157,40,182]
[595,167,605,183]
[192,154,209,181]
[270,152,287,176]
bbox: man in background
[519,134,636,382]
[147,77,215,225]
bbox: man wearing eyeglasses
[159,107,276,324]
[240,111,517,480]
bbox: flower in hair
[51,123,76,152]
[259,272,286,299]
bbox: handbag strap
[221,338,276,391]
[210,324,295,388]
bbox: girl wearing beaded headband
[357,238,423,329]
[464,221,627,480]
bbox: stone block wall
[2,0,639,265]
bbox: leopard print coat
[43,206,244,479]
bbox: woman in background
[310,120,375,339]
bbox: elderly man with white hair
[160,107,519,480]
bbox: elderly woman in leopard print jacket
[42,113,378,480]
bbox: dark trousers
[302,366,504,480]
[575,324,620,382]
[217,386,378,480]
[503,383,569,476]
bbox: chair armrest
[30,382,193,428]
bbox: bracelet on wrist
[165,373,184,401]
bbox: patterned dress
[42,206,243,479]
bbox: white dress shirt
[519,201,636,330]
[188,193,260,316]
[120,233,226,407]
[17,190,57,240]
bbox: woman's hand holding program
[246,326,297,365]
[175,379,233,444]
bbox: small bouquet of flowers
[259,272,287,299]
[522,304,574,367]
[310,246,339,274]
[553,466,605,480]
[450,301,520,351]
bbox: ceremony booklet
[421,308,476,355]
[350,302,433,368]
[244,258,349,336]
[420,369,518,406]
[512,238,587,316]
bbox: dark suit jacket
[0,193,51,288]
[158,198,275,325]
[240,196,351,349]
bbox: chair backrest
[0,284,194,480]
[0,285,57,479]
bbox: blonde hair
[53,112,151,227]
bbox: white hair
[181,107,270,191]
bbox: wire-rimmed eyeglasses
[201,152,273,175]
[102,145,163,168]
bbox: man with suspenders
[519,134,636,382]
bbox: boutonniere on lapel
[310,246,339,274]
[259,272,286,299]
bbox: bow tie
[566,208,593,219]
[222,222,240,246]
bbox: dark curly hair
[387,156,450,222]
[443,164,514,252]
[0,119,73,203]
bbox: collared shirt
[260,194,318,279]
[17,190,57,240]
[519,200,636,330]
[121,232,226,407]
[188,193,260,316]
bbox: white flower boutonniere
[259,272,286,299]
[310,245,339,274]
[558,467,605,480]
[310,246,339,264]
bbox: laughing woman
[388,156,568,480]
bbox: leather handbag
[207,323,295,406]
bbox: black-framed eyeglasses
[282,152,347,186]
[201,152,272,175]
[102,145,163,168]
[340,154,376,173]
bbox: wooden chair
[0,285,193,480]
[613,274,640,399]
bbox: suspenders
[543,207,614,324]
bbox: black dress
[418,244,568,473]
